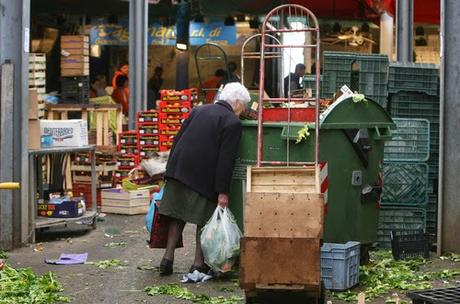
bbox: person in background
[112,75,129,115]
[157,82,251,276]
[148,66,164,109]
[112,64,129,90]
[89,74,108,98]
[201,69,225,103]
[284,63,306,98]
[222,62,241,84]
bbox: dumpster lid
[319,95,395,129]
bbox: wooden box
[247,166,319,194]
[101,188,150,215]
[244,192,323,238]
[240,237,321,290]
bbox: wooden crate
[240,237,321,290]
[244,192,323,238]
[247,166,319,194]
[101,188,150,215]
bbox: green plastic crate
[389,91,440,121]
[382,162,429,206]
[384,118,430,162]
[377,206,426,247]
[302,75,322,97]
[323,52,389,106]
[388,62,439,96]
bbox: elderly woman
[158,82,251,276]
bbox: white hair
[219,82,251,106]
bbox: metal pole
[396,0,414,62]
[129,0,148,130]
[176,50,189,90]
[0,0,31,247]
[439,0,460,254]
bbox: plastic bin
[391,230,431,260]
[377,206,426,247]
[382,162,429,206]
[388,62,439,96]
[408,287,460,304]
[384,118,430,162]
[426,195,438,235]
[320,241,360,290]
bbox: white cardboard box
[101,188,150,215]
[40,119,88,147]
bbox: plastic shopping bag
[200,207,242,273]
[145,187,164,233]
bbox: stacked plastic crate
[158,89,194,152]
[137,111,160,159]
[387,62,440,235]
[71,152,117,209]
[115,131,140,187]
[322,52,389,107]
[378,118,431,247]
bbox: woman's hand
[218,193,229,208]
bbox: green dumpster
[229,97,395,254]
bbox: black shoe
[188,264,210,274]
[159,258,173,276]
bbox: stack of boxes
[71,152,117,209]
[387,62,440,236]
[158,89,194,151]
[28,89,41,150]
[60,35,90,104]
[29,54,46,101]
[113,89,196,186]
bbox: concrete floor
[7,214,243,304]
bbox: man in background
[89,74,108,98]
[284,63,306,98]
[148,66,164,109]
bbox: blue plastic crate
[384,118,430,162]
[382,162,429,206]
[388,62,439,96]
[321,241,360,290]
[378,206,426,247]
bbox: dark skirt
[158,178,216,226]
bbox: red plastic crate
[158,101,191,114]
[137,110,158,123]
[118,131,138,145]
[72,183,102,209]
[159,146,171,152]
[137,123,159,135]
[158,112,189,124]
[159,134,174,148]
[159,125,181,136]
[116,154,139,168]
[262,108,316,122]
[139,146,160,159]
[118,145,138,155]
[114,169,131,180]
[138,134,159,147]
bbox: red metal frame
[257,4,321,174]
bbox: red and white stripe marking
[320,162,329,210]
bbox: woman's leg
[162,218,185,261]
[192,225,205,267]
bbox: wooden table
[46,104,123,146]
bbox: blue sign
[90,21,236,46]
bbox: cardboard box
[29,89,39,119]
[40,119,88,147]
[61,47,89,56]
[61,36,89,51]
[38,198,85,218]
[101,188,150,215]
[28,119,41,150]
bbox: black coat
[165,101,242,201]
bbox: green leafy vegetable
[0,251,8,260]
[333,251,460,302]
[0,265,70,303]
[145,284,243,304]
[440,253,460,262]
[296,125,310,144]
[86,259,122,269]
[352,93,369,106]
